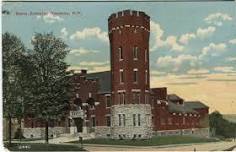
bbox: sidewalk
[10,137,236,151]
[82,141,236,151]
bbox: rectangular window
[145,49,148,62]
[133,69,138,82]
[132,92,140,104]
[133,46,138,60]
[118,114,122,126]
[122,93,125,104]
[183,117,186,125]
[106,116,111,127]
[119,93,125,104]
[145,70,148,84]
[92,117,96,127]
[123,114,126,126]
[133,114,136,126]
[120,70,124,83]
[118,47,123,60]
[138,114,141,126]
[136,93,140,104]
[106,96,111,107]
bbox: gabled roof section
[185,101,209,109]
[86,71,111,94]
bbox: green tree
[209,111,236,139]
[2,32,26,144]
[29,33,72,143]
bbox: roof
[86,71,111,94]
[167,94,183,101]
[185,101,209,109]
[168,101,197,113]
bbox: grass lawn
[69,135,218,146]
[4,143,86,151]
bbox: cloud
[214,66,235,73]
[177,75,207,80]
[79,61,109,66]
[207,79,236,82]
[187,69,209,75]
[90,65,110,73]
[156,54,197,71]
[179,33,196,45]
[150,21,184,52]
[69,47,99,56]
[229,39,236,44]
[199,42,227,59]
[60,27,68,39]
[227,57,236,62]
[67,61,110,73]
[165,82,197,85]
[204,12,232,26]
[70,27,108,43]
[37,12,63,24]
[150,71,166,76]
[196,26,216,39]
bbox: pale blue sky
[3,2,236,75]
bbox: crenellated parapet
[108,10,150,34]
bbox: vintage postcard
[2,0,236,151]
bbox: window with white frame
[133,46,138,60]
[133,69,138,83]
[118,47,123,60]
[106,116,111,127]
[145,70,148,84]
[123,114,126,126]
[133,114,136,126]
[132,92,140,104]
[106,96,111,107]
[118,114,122,126]
[118,92,125,104]
[120,69,124,83]
[88,92,92,98]
[138,114,141,126]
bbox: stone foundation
[23,127,65,139]
[155,128,210,138]
[95,126,111,138]
[111,104,152,139]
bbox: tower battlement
[108,10,150,33]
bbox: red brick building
[23,10,209,139]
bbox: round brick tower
[108,10,152,139]
[109,10,150,105]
